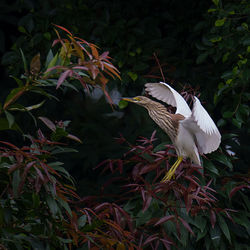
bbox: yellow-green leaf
[215,18,226,27]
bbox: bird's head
[122,96,152,107]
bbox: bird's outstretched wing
[183,96,221,154]
[145,82,192,118]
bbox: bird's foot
[160,156,183,183]
[161,169,175,182]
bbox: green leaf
[18,26,26,33]
[210,225,221,248]
[203,159,219,176]
[19,48,28,73]
[25,100,46,111]
[4,110,15,128]
[127,71,138,82]
[222,52,230,63]
[32,193,40,208]
[57,197,72,216]
[210,36,222,43]
[194,216,207,233]
[118,99,128,109]
[215,18,226,27]
[4,87,24,108]
[241,22,248,30]
[43,32,51,40]
[78,215,87,227]
[212,0,219,6]
[51,127,68,141]
[197,227,207,241]
[222,111,233,118]
[232,118,242,128]
[10,76,24,87]
[12,169,20,198]
[46,52,59,72]
[239,104,249,116]
[217,118,226,127]
[208,8,217,13]
[196,52,209,64]
[0,118,22,132]
[46,196,59,216]
[212,152,233,170]
[218,215,231,243]
[45,49,54,68]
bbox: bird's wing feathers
[145,82,221,154]
[183,96,221,154]
[145,82,192,117]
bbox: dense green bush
[0,0,249,249]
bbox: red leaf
[67,134,82,143]
[179,217,194,235]
[143,234,159,246]
[143,195,152,212]
[210,210,216,229]
[229,185,250,198]
[57,69,72,89]
[154,215,175,226]
[38,117,56,131]
[53,24,73,36]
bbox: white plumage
[145,82,221,158]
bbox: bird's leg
[161,156,183,182]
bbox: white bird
[122,82,221,182]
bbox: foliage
[98,129,249,249]
[0,0,250,249]
[0,26,135,249]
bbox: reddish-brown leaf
[210,210,216,229]
[179,217,194,235]
[57,69,72,89]
[154,215,175,226]
[53,24,73,36]
[38,117,56,131]
[229,184,250,198]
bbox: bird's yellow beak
[122,97,134,102]
[122,97,141,102]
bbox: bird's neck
[145,102,178,142]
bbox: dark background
[0,0,249,197]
